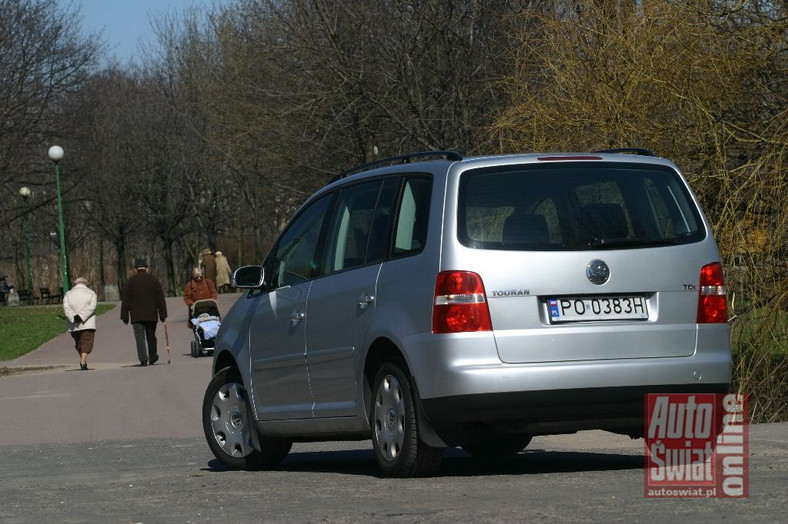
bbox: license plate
[548,296,648,322]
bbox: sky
[60,0,227,63]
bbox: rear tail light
[433,271,492,333]
[697,262,728,323]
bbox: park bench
[39,287,62,304]
[16,289,38,305]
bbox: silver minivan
[203,149,731,477]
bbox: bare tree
[259,0,519,160]
[64,68,155,290]
[0,0,101,220]
[140,0,526,268]
[0,0,101,290]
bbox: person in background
[183,268,217,328]
[0,275,12,304]
[201,248,217,283]
[63,277,98,370]
[214,251,232,293]
[120,258,168,366]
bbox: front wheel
[371,360,443,477]
[202,367,291,470]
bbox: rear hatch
[451,157,721,363]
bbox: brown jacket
[121,270,168,323]
[184,277,217,306]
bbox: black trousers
[132,321,158,363]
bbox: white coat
[63,283,98,332]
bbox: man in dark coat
[121,258,168,366]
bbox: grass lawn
[0,304,116,361]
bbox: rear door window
[458,162,705,250]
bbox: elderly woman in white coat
[63,276,98,370]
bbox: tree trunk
[115,240,128,291]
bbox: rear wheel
[191,340,200,358]
[462,434,532,458]
[202,367,291,470]
[371,360,443,477]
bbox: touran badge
[586,259,610,285]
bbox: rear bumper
[419,382,730,446]
[402,332,731,446]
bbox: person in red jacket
[183,267,217,329]
[120,259,168,366]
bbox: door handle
[357,294,375,309]
[290,310,305,325]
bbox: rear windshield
[457,162,706,250]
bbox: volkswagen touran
[202,149,731,477]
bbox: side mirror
[232,265,265,288]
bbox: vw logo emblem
[586,259,610,285]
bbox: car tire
[202,367,292,470]
[461,434,533,458]
[370,360,443,477]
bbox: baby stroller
[190,299,221,358]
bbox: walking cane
[164,320,171,364]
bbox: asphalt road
[0,293,786,523]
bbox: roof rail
[593,147,655,156]
[332,150,463,182]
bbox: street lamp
[19,187,34,305]
[48,145,70,292]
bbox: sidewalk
[1,293,240,370]
[0,292,243,446]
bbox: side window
[393,177,432,256]
[365,177,399,264]
[268,194,332,288]
[323,181,382,274]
